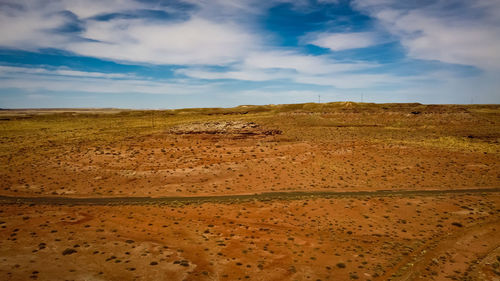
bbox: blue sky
[0,0,499,108]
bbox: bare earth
[0,103,499,280]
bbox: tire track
[0,188,498,206]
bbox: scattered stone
[169,121,281,137]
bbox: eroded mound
[169,121,281,136]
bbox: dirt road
[1,187,498,205]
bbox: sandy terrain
[1,194,499,281]
[0,103,499,280]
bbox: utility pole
[318,94,321,103]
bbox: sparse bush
[62,248,77,255]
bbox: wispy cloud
[352,0,500,70]
[0,65,131,79]
[176,49,389,89]
[0,65,210,95]
[243,51,375,74]
[305,32,379,51]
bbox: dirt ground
[1,194,499,281]
[0,104,499,197]
[0,103,499,280]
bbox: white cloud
[177,50,382,88]
[67,18,259,65]
[243,51,374,74]
[177,58,404,89]
[2,75,211,95]
[295,73,395,88]
[0,65,209,95]
[352,0,500,70]
[0,6,68,49]
[0,0,153,50]
[0,0,261,66]
[177,67,293,82]
[179,67,405,89]
[0,65,131,79]
[307,32,378,51]
[60,0,147,18]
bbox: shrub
[62,248,77,255]
[336,262,346,268]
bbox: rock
[169,121,281,137]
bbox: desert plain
[0,102,499,281]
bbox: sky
[0,0,499,109]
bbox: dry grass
[0,103,499,281]
[1,103,499,197]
